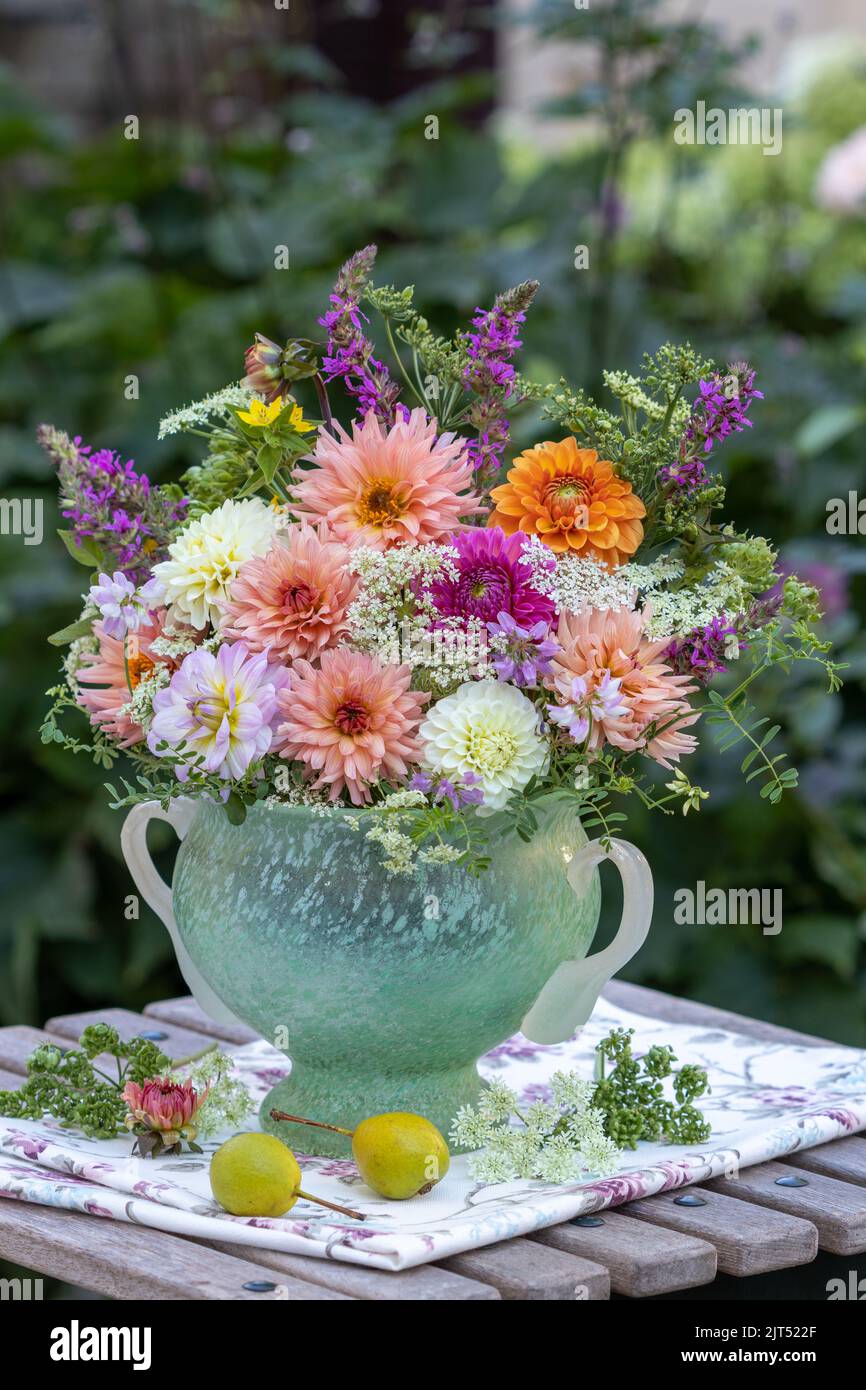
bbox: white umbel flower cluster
[157,383,259,439]
[150,498,277,628]
[420,681,547,813]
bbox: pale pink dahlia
[548,607,699,768]
[292,407,481,549]
[220,523,358,662]
[76,613,173,747]
[273,647,428,804]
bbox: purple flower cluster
[461,280,538,492]
[319,244,401,425]
[38,425,186,583]
[663,364,762,497]
[658,454,709,495]
[690,364,764,454]
[665,615,741,682]
[486,611,559,688]
[409,769,484,812]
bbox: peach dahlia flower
[292,407,481,550]
[488,437,645,567]
[220,523,358,662]
[549,606,698,768]
[273,647,428,805]
[76,613,173,747]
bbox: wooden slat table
[0,981,863,1301]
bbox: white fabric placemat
[1,1000,865,1271]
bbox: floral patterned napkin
[1,1000,865,1271]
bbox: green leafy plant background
[1,0,864,1046]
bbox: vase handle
[120,800,244,1029]
[521,837,653,1045]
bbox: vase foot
[259,1063,486,1157]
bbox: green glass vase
[122,796,652,1156]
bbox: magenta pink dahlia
[426,527,556,629]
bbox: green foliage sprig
[0,1024,174,1140]
[0,1022,252,1144]
[591,1027,712,1147]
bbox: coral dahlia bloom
[221,523,358,662]
[292,407,481,550]
[274,648,427,805]
[76,613,172,747]
[488,437,645,567]
[549,607,699,768]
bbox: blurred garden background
[1,0,865,1044]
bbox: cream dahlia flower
[150,498,277,629]
[419,681,547,813]
[292,407,481,549]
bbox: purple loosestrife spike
[319,245,401,425]
[38,425,187,583]
[462,280,539,493]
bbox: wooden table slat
[705,1161,866,1256]
[0,1026,80,1076]
[781,1137,866,1188]
[0,1201,351,1300]
[204,1239,500,1300]
[435,1236,609,1300]
[144,997,258,1047]
[0,1068,24,1091]
[623,1187,818,1276]
[44,1007,222,1061]
[531,1208,717,1297]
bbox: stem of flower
[270,1108,353,1138]
[295,1188,366,1222]
[173,1042,219,1068]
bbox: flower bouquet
[35,247,843,1142]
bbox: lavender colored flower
[319,245,401,425]
[658,454,709,495]
[547,672,628,743]
[425,527,555,631]
[38,425,186,583]
[148,642,290,781]
[87,571,150,641]
[486,611,559,687]
[665,615,741,682]
[461,280,538,492]
[409,769,484,811]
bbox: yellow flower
[237,398,284,427]
[288,404,314,434]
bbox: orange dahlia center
[357,478,404,528]
[127,653,155,689]
[334,699,370,735]
[543,474,590,523]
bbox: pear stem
[270,1108,354,1138]
[295,1188,366,1222]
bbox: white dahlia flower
[419,681,547,814]
[150,498,277,629]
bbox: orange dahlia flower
[549,606,699,768]
[488,437,645,567]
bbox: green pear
[270,1108,450,1200]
